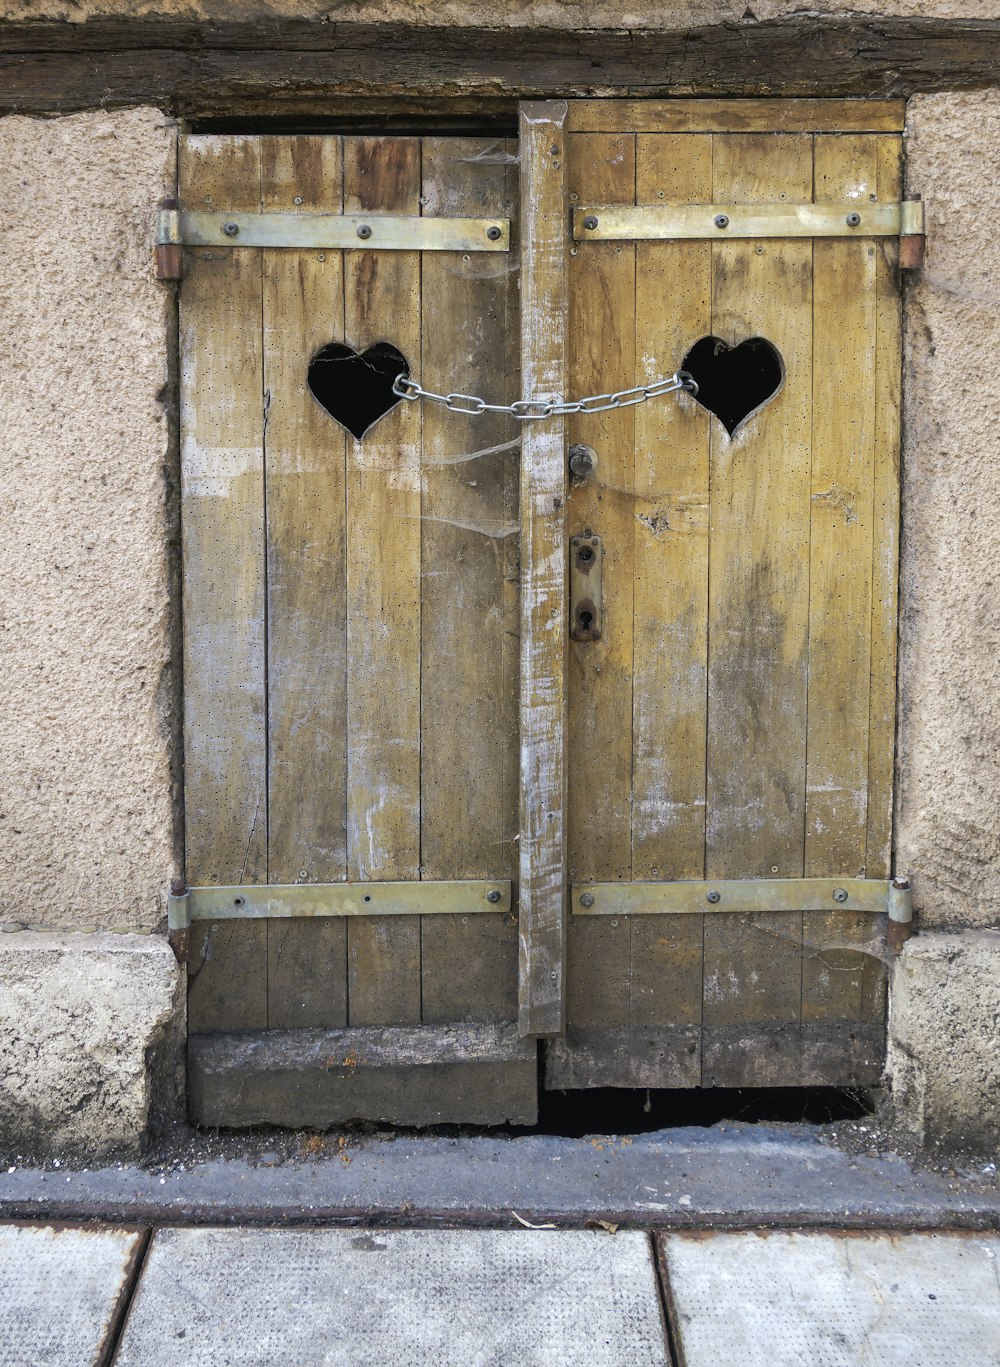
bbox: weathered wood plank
[866,135,903,880]
[800,135,882,1057]
[567,99,905,134]
[517,102,568,1039]
[565,132,636,888]
[632,133,711,884]
[806,134,878,881]
[344,135,423,1027]
[180,134,267,1034]
[701,133,814,1085]
[261,134,349,1030]
[419,135,519,1024]
[6,24,1000,114]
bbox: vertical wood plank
[632,134,712,885]
[518,102,568,1038]
[562,131,635,1047]
[801,134,883,1074]
[702,133,814,1085]
[806,134,878,880]
[261,135,349,1029]
[565,132,635,887]
[419,135,519,1023]
[344,136,423,1026]
[626,134,712,1079]
[866,135,903,880]
[180,134,268,1033]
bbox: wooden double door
[178,100,904,1127]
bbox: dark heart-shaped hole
[307,341,410,440]
[681,335,784,437]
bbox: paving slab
[0,1222,144,1367]
[114,1226,669,1367]
[661,1229,1000,1366]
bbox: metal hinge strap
[573,200,925,242]
[572,877,908,918]
[156,208,509,253]
[166,879,512,929]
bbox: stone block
[887,929,1000,1151]
[0,931,183,1160]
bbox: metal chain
[392,369,697,420]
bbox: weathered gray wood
[545,1027,702,1089]
[188,1024,538,1128]
[4,21,1000,115]
[517,102,568,1039]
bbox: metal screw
[833,887,849,903]
[846,212,862,228]
[714,214,730,229]
[223,222,240,237]
[486,889,502,904]
[580,892,596,908]
[550,971,558,980]
[486,225,503,241]
[583,215,599,231]
[706,890,721,904]
[610,919,619,928]
[293,196,303,206]
[892,876,911,891]
[357,224,372,240]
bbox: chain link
[392,370,698,420]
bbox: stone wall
[0,108,177,935]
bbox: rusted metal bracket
[167,879,511,930]
[573,876,914,950]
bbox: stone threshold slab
[2,1127,999,1230]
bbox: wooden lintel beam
[2,19,1000,115]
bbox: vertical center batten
[517,103,569,1038]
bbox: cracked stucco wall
[0,107,178,934]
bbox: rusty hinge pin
[887,875,914,954]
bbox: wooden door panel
[181,133,520,1048]
[552,104,902,1091]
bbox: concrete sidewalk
[5,1221,1000,1365]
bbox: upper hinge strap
[157,208,509,253]
[573,200,925,242]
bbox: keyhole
[578,608,594,632]
[577,546,595,566]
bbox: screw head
[583,215,599,231]
[707,890,721,904]
[486,888,502,904]
[846,212,862,228]
[486,225,503,241]
[293,196,304,206]
[357,224,372,240]
[580,892,596,908]
[833,887,849,903]
[714,214,730,229]
[222,222,240,237]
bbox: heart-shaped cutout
[307,341,410,440]
[681,335,784,437]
